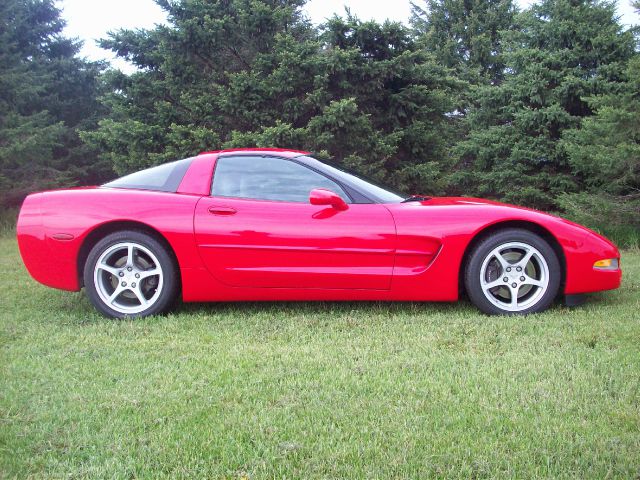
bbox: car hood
[392,196,619,249]
[408,196,521,207]
[404,197,566,220]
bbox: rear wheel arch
[77,221,180,289]
[458,220,566,297]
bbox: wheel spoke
[494,251,511,271]
[138,268,160,280]
[97,262,120,277]
[108,285,125,304]
[124,244,135,268]
[130,286,148,306]
[522,275,544,288]
[482,278,504,291]
[518,249,534,269]
[509,286,519,308]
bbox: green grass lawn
[1,236,638,479]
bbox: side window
[103,157,194,192]
[211,156,350,203]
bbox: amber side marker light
[593,258,619,270]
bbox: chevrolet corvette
[17,149,621,318]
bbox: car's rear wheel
[464,229,561,315]
[83,230,178,318]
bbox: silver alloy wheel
[479,241,550,312]
[93,242,164,315]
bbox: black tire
[464,228,561,315]
[83,230,179,318]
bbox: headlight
[593,258,619,270]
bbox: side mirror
[309,188,348,211]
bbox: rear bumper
[17,193,80,291]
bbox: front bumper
[564,232,621,295]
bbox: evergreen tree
[452,0,636,210]
[411,0,517,84]
[83,0,318,173]
[84,1,461,194]
[0,0,106,205]
[226,13,462,193]
[559,55,640,243]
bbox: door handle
[208,206,237,216]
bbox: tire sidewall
[465,229,561,315]
[83,230,178,318]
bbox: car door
[194,155,396,290]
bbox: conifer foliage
[84,1,461,194]
[0,0,105,204]
[411,0,517,84]
[452,0,636,210]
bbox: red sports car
[17,149,621,318]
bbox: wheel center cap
[507,270,520,282]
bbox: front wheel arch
[77,221,180,290]
[458,220,566,298]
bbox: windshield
[299,156,405,203]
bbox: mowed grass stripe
[1,237,638,478]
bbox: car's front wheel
[464,229,561,315]
[83,230,179,318]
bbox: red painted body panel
[194,196,396,290]
[177,154,216,195]
[16,150,621,304]
[563,232,621,293]
[383,199,620,299]
[198,148,310,157]
[18,188,203,292]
